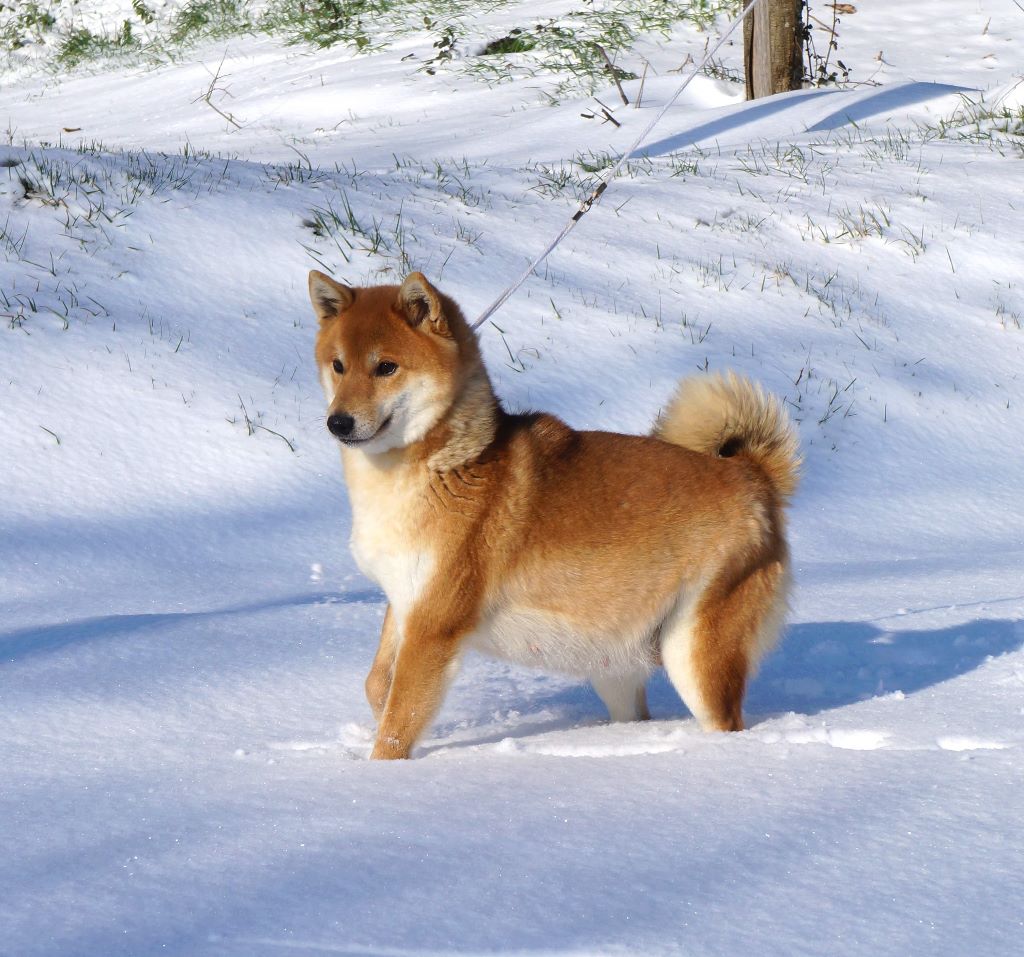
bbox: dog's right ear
[308,270,354,323]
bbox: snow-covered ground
[2,2,1023,954]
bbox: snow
[2,2,1024,955]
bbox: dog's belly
[467,606,657,677]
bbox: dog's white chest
[345,460,435,626]
[351,529,434,625]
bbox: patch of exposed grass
[57,20,140,69]
[169,0,252,46]
[930,95,1024,152]
[2,0,254,70]
[3,0,743,96]
[467,1,741,99]
[0,1,55,51]
[260,0,393,52]
[479,29,536,56]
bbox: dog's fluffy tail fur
[655,372,801,501]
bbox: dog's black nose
[327,413,355,438]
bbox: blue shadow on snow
[636,88,836,157]
[636,82,974,158]
[514,616,1023,725]
[714,616,1020,718]
[0,588,383,664]
[441,616,1023,745]
[805,81,973,132]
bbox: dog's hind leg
[660,560,787,732]
[591,671,651,722]
[659,590,722,730]
[659,587,745,732]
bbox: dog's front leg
[365,605,398,723]
[370,626,463,760]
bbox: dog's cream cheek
[394,377,449,446]
[320,366,335,402]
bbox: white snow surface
[2,2,1024,955]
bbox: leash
[470,0,768,331]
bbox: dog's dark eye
[332,358,344,374]
[376,360,398,377]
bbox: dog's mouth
[341,414,393,446]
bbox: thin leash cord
[470,0,766,331]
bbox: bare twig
[636,62,649,110]
[596,45,629,106]
[194,53,244,130]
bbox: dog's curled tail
[655,372,801,501]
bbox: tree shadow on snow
[636,88,836,157]
[636,81,973,158]
[803,81,972,133]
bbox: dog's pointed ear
[309,270,354,323]
[399,272,450,337]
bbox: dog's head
[310,271,472,454]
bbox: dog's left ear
[399,272,451,338]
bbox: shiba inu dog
[309,270,800,759]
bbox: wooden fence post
[744,0,804,100]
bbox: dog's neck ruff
[425,368,499,473]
